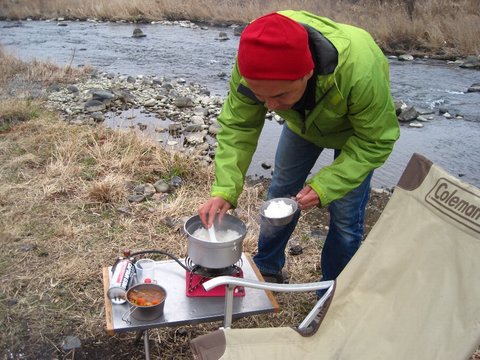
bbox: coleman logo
[426,178,480,233]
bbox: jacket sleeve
[210,62,268,207]
[306,61,400,206]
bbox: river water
[1,20,479,188]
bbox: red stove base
[185,270,245,297]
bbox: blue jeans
[253,125,373,282]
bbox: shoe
[260,271,289,284]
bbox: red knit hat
[238,13,314,80]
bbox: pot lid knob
[144,278,152,283]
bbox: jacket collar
[292,24,338,112]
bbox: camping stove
[185,257,245,297]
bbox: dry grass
[0,22,478,360]
[0,105,328,358]
[0,46,332,357]
[1,45,91,87]
[0,52,325,357]
[0,0,479,57]
[0,46,27,88]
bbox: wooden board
[102,267,115,336]
[244,252,280,313]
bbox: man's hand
[198,197,232,228]
[295,185,320,210]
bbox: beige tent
[191,153,480,360]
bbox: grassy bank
[1,0,479,58]
[0,49,337,359]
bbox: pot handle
[121,306,138,324]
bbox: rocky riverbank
[25,66,476,180]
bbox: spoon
[208,224,218,242]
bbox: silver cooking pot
[122,283,167,323]
[183,214,247,268]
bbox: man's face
[245,70,313,111]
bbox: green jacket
[211,10,400,207]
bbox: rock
[398,106,418,122]
[152,193,169,202]
[173,97,194,108]
[133,184,146,194]
[6,298,18,306]
[177,328,189,336]
[133,183,156,195]
[372,188,391,195]
[394,100,408,115]
[132,28,146,38]
[416,115,433,122]
[117,207,132,215]
[20,244,36,251]
[169,176,182,188]
[198,88,210,96]
[143,183,156,197]
[49,84,62,92]
[162,83,174,91]
[184,124,203,132]
[193,106,208,116]
[233,26,245,36]
[459,56,480,69]
[67,85,79,93]
[144,98,156,107]
[84,99,106,112]
[90,111,105,122]
[288,244,303,256]
[112,89,135,103]
[185,131,207,145]
[90,89,115,101]
[416,107,434,115]
[168,122,182,134]
[163,216,178,228]
[398,54,414,61]
[408,122,424,128]
[190,115,204,126]
[61,336,81,351]
[216,32,229,41]
[261,161,272,170]
[467,83,480,93]
[28,89,45,100]
[128,194,145,203]
[154,180,170,193]
[208,123,221,135]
